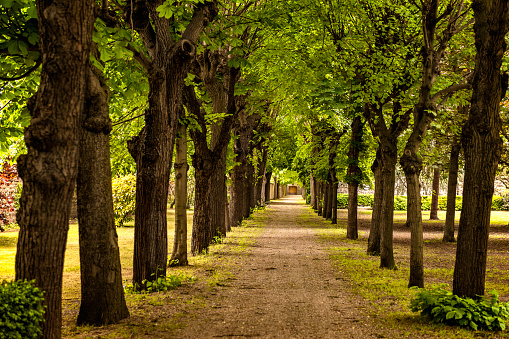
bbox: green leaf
[446,311,456,320]
[27,5,37,19]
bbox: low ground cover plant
[410,285,509,331]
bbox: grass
[0,206,266,338]
[310,206,509,338]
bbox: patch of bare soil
[171,196,402,338]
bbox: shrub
[112,174,136,227]
[410,286,509,331]
[337,194,348,209]
[492,195,504,211]
[394,195,407,211]
[357,194,374,207]
[0,280,45,339]
[306,195,311,204]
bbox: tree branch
[431,83,471,104]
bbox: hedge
[332,193,508,211]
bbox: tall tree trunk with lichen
[454,0,509,298]
[15,1,95,336]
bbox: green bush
[394,196,407,211]
[0,280,45,339]
[492,195,504,211]
[410,286,509,331]
[306,195,311,204]
[337,194,348,209]
[112,174,136,227]
[357,194,374,207]
[334,193,467,211]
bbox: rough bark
[443,138,461,242]
[309,174,315,206]
[15,1,95,337]
[453,0,509,298]
[185,66,239,254]
[76,65,129,326]
[401,153,424,287]
[400,0,468,288]
[317,180,323,216]
[127,1,218,286]
[367,149,382,255]
[429,166,441,220]
[323,181,330,219]
[313,177,319,211]
[347,115,363,240]
[379,142,398,269]
[254,146,268,206]
[170,121,189,266]
[265,171,272,202]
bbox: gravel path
[174,195,385,338]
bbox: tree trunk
[15,1,94,337]
[429,166,441,220]
[127,0,217,287]
[265,171,272,202]
[323,181,330,219]
[245,161,256,216]
[347,182,359,239]
[229,161,246,226]
[254,146,268,206]
[331,180,338,224]
[347,115,363,239]
[328,181,335,219]
[170,121,189,266]
[128,69,173,287]
[76,65,129,326]
[380,142,398,269]
[310,174,315,206]
[443,138,461,242]
[317,180,323,216]
[209,148,228,238]
[313,178,320,211]
[191,159,213,255]
[453,0,509,298]
[367,149,382,255]
[402,154,424,288]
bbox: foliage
[0,279,45,339]
[0,162,18,227]
[335,193,467,211]
[410,286,509,331]
[124,270,195,294]
[112,174,136,227]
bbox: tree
[15,0,95,337]
[124,0,217,287]
[76,59,129,325]
[443,136,461,242]
[170,118,189,266]
[401,0,471,288]
[453,0,509,298]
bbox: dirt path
[173,195,384,338]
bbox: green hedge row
[335,193,508,211]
